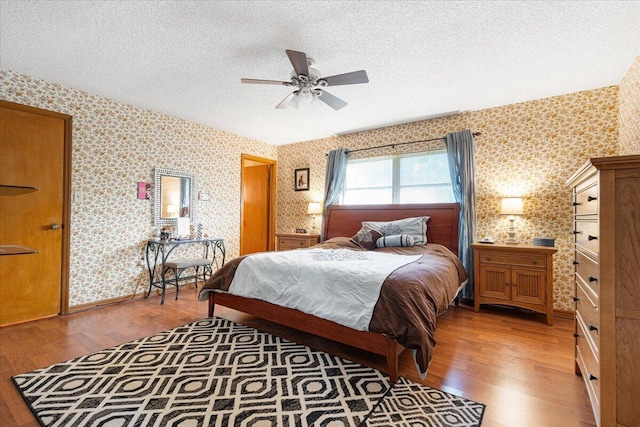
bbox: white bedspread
[228,248,421,331]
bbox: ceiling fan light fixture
[289,90,301,109]
[295,89,315,110]
[242,49,369,111]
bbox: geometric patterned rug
[12,317,484,427]
[365,377,485,426]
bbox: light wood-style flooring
[0,290,596,427]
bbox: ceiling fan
[241,49,369,111]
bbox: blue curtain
[322,148,349,240]
[445,130,476,299]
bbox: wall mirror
[154,168,195,226]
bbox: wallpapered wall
[276,87,619,312]
[2,60,634,311]
[618,56,640,155]
[0,70,277,307]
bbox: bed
[198,203,467,382]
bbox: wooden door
[240,155,276,255]
[0,102,70,326]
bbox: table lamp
[307,202,322,233]
[501,197,523,244]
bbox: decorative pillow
[350,224,383,250]
[376,234,415,248]
[363,216,430,245]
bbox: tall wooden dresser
[567,155,640,427]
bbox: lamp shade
[500,197,523,215]
[307,202,322,215]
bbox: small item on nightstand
[295,228,307,234]
[532,237,555,247]
[478,237,495,244]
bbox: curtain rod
[342,131,481,155]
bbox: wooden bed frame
[208,203,460,382]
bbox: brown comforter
[198,237,468,373]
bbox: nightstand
[275,233,320,251]
[471,242,557,325]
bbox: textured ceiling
[1,1,639,145]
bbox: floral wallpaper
[618,56,640,155]
[0,69,277,307]
[2,64,630,313]
[276,87,619,312]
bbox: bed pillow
[376,234,415,248]
[363,216,430,245]
[350,224,383,250]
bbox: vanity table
[145,238,225,303]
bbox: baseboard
[68,293,142,313]
[68,283,201,313]
[553,308,574,320]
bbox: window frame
[341,149,454,205]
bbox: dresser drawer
[576,284,599,354]
[574,250,599,300]
[275,233,320,251]
[576,316,600,409]
[574,220,599,259]
[479,252,545,267]
[574,177,598,216]
[278,238,306,248]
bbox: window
[341,150,455,204]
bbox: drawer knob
[572,260,579,265]
[587,235,598,241]
[589,374,598,381]
[486,257,492,261]
[573,333,580,338]
[589,325,598,332]
[573,201,581,206]
[588,276,598,283]
[572,230,581,235]
[587,196,597,202]
[573,297,580,302]
[531,260,538,265]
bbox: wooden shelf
[0,184,39,196]
[0,245,39,256]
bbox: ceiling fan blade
[316,90,347,110]
[275,92,297,109]
[241,78,291,86]
[320,70,369,86]
[286,49,309,76]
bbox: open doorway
[240,154,276,255]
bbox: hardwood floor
[0,290,596,427]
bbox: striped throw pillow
[376,234,415,248]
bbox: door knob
[49,223,60,230]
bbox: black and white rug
[13,317,484,427]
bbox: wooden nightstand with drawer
[275,233,320,251]
[471,242,557,325]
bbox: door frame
[1,100,72,316]
[240,154,276,253]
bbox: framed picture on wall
[137,182,152,200]
[294,168,310,191]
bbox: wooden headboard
[323,203,460,256]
